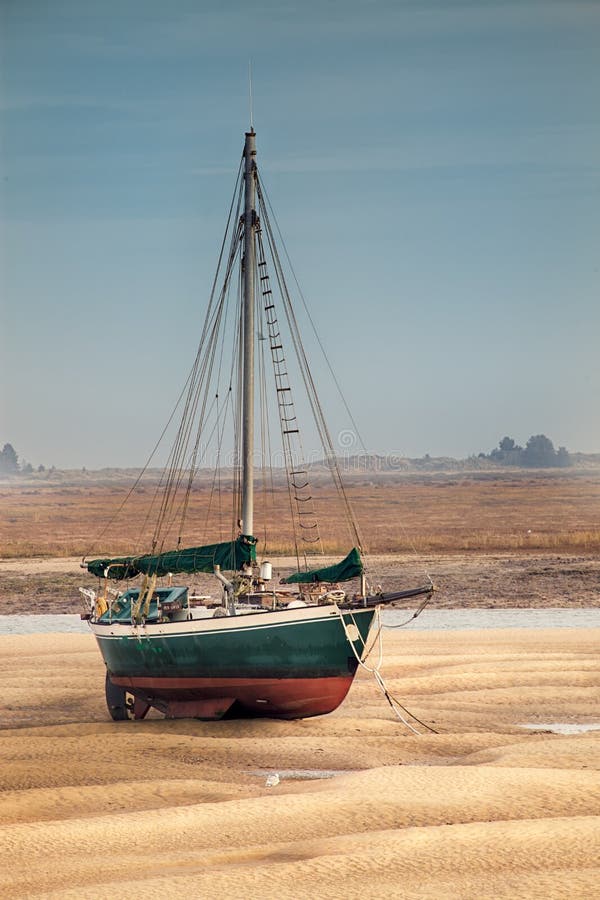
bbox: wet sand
[0,627,599,898]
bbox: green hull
[92,606,375,681]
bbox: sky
[1,0,599,469]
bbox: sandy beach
[0,625,598,898]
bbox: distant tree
[499,436,515,452]
[0,443,18,473]
[523,434,556,467]
[22,462,34,475]
[556,446,571,467]
[490,436,522,464]
[37,464,46,473]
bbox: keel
[104,671,136,721]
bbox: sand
[0,627,598,898]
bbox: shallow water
[0,614,90,635]
[251,768,349,781]
[384,607,600,631]
[250,769,354,787]
[520,723,600,735]
[1,607,600,635]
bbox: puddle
[520,723,600,735]
[250,768,351,781]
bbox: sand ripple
[0,628,598,898]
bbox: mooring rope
[338,606,438,735]
[380,591,434,629]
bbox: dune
[0,627,598,898]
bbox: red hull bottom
[109,673,355,720]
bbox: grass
[2,469,600,558]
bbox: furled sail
[282,547,363,584]
[87,535,257,581]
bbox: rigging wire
[232,258,244,534]
[257,295,274,555]
[152,173,245,550]
[255,224,322,565]
[84,156,246,561]
[257,175,369,456]
[256,174,363,554]
[87,143,432,607]
[175,220,245,544]
[202,271,242,547]
[256,171,434,588]
[82,367,199,561]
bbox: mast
[241,129,257,536]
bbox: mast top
[248,60,254,132]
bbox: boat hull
[109,673,357,719]
[91,604,376,720]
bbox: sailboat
[82,127,433,721]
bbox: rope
[380,591,433,629]
[338,606,438,734]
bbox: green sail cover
[282,547,363,584]
[87,535,257,581]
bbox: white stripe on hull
[89,603,371,642]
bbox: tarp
[87,535,257,581]
[282,547,363,584]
